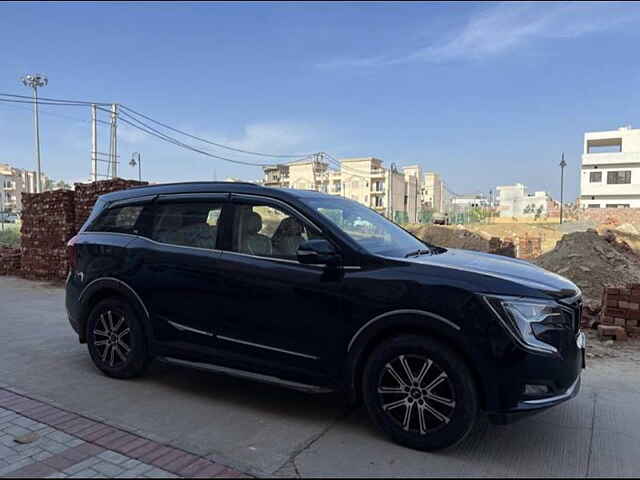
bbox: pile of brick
[516,234,543,259]
[20,190,76,281]
[488,237,516,258]
[0,246,21,276]
[74,179,147,231]
[598,284,640,340]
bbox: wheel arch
[344,310,489,411]
[77,277,152,344]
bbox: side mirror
[297,239,339,266]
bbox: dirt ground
[585,329,640,362]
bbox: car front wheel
[362,335,479,451]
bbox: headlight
[484,296,567,354]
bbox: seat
[272,216,305,257]
[174,211,216,249]
[240,212,272,256]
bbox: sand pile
[534,230,640,302]
[409,225,491,252]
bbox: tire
[86,297,149,379]
[362,335,479,451]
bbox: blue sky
[1,1,640,201]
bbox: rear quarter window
[86,205,144,234]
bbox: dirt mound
[534,230,640,302]
[409,225,491,251]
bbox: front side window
[607,170,631,184]
[151,202,223,250]
[589,171,602,183]
[87,205,144,234]
[231,203,321,259]
[306,197,425,257]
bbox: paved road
[1,276,639,477]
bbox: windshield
[306,197,428,257]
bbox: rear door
[132,193,231,352]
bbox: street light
[129,152,141,182]
[559,152,567,224]
[21,73,48,193]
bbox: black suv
[66,182,585,451]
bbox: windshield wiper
[404,248,432,258]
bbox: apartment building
[261,156,422,222]
[496,183,551,218]
[422,171,452,213]
[580,126,640,208]
[0,163,50,213]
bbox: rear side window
[87,205,144,234]
[151,202,224,250]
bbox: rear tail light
[67,235,79,270]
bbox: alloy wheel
[92,309,131,368]
[377,354,456,434]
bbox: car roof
[98,181,335,204]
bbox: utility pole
[91,104,98,182]
[560,153,567,224]
[21,73,48,193]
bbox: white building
[580,126,640,208]
[496,183,550,219]
[451,194,488,208]
[0,163,50,213]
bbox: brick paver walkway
[0,388,248,478]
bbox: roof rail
[127,181,258,190]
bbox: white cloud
[317,2,639,68]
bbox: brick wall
[578,208,640,225]
[20,190,76,281]
[74,179,147,232]
[5,179,149,281]
[0,246,21,276]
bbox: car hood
[405,248,580,299]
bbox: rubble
[533,229,640,303]
[408,225,516,257]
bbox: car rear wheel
[86,297,149,379]
[362,335,479,451]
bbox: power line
[97,105,314,168]
[0,92,110,106]
[0,100,110,125]
[119,104,314,159]
[0,92,319,162]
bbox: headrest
[182,211,205,227]
[280,217,303,235]
[244,212,262,235]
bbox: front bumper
[489,375,581,425]
[489,331,585,425]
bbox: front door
[212,195,347,385]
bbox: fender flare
[77,277,153,343]
[343,309,484,405]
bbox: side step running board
[157,356,333,394]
